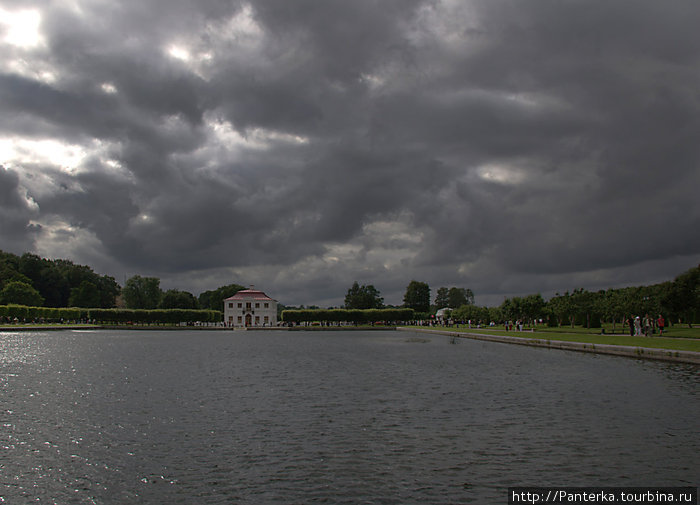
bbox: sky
[1,0,699,308]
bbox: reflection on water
[1,330,698,504]
[0,332,50,365]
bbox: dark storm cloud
[0,167,39,252]
[1,0,699,305]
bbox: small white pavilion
[223,286,278,327]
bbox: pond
[1,329,698,503]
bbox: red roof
[225,288,275,301]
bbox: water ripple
[1,330,698,503]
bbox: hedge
[86,308,222,325]
[0,305,81,321]
[0,305,222,325]
[281,308,415,325]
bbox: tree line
[444,265,700,329]
[282,308,414,325]
[121,275,245,311]
[0,251,120,308]
[345,280,473,316]
[0,250,247,312]
[542,265,700,328]
[345,265,700,329]
[2,249,697,327]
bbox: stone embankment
[397,327,700,365]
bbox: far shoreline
[2,324,699,364]
[397,327,700,365]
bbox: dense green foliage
[434,287,449,308]
[0,251,119,308]
[2,248,697,331]
[403,280,430,313]
[450,304,503,325]
[0,250,248,316]
[434,286,474,309]
[0,281,44,306]
[663,266,700,326]
[0,304,221,325]
[443,265,700,330]
[198,284,245,311]
[123,276,218,310]
[68,280,101,307]
[282,308,414,325]
[0,304,83,322]
[448,287,474,308]
[160,289,198,309]
[122,275,162,309]
[87,308,221,325]
[344,282,384,309]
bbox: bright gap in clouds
[167,45,190,61]
[101,82,118,94]
[477,164,526,185]
[1,8,44,48]
[0,138,87,172]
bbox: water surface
[1,329,698,503]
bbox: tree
[452,304,489,324]
[122,275,162,309]
[435,287,449,308]
[664,265,700,326]
[198,283,245,311]
[0,281,44,306]
[160,289,198,309]
[521,293,545,325]
[95,275,120,308]
[18,253,43,284]
[447,287,474,308]
[403,280,430,313]
[344,281,384,309]
[2,251,119,308]
[570,288,595,328]
[0,267,32,291]
[68,281,101,308]
[500,297,520,321]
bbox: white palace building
[223,286,278,327]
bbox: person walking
[627,316,634,336]
[643,314,652,337]
[657,314,665,336]
[634,316,642,336]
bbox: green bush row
[281,308,415,324]
[0,305,222,324]
[0,304,84,321]
[87,308,222,324]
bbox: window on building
[246,302,251,309]
[237,316,242,323]
[264,316,269,323]
[255,302,260,308]
[228,303,233,308]
[237,303,242,308]
[255,316,260,324]
[264,303,269,308]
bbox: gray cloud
[0,0,699,306]
[0,166,40,252]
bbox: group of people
[627,314,665,337]
[504,320,526,331]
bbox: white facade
[223,286,278,327]
[435,308,450,322]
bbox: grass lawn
[523,323,699,339]
[405,325,700,353]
